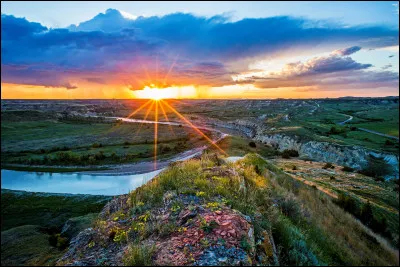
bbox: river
[1,116,228,195]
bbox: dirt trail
[338,114,399,140]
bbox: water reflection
[1,169,164,196]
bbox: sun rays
[109,54,227,169]
[117,98,227,170]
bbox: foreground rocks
[57,191,277,266]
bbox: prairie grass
[126,152,398,265]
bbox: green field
[1,111,212,167]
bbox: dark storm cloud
[1,10,399,89]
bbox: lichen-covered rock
[59,191,257,266]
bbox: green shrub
[322,162,334,169]
[159,144,172,153]
[123,244,156,266]
[358,155,392,179]
[249,141,257,148]
[48,233,69,250]
[328,126,346,135]
[92,143,102,148]
[341,166,354,172]
[281,149,299,159]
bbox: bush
[281,149,299,159]
[92,143,102,148]
[159,144,172,153]
[358,155,392,179]
[48,233,69,250]
[248,141,257,148]
[322,162,334,169]
[341,166,354,172]
[384,140,395,146]
[123,244,156,266]
[328,126,346,135]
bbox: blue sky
[2,1,399,28]
[1,1,399,99]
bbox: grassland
[1,110,213,168]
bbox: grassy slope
[273,158,399,247]
[1,190,112,266]
[122,153,397,266]
[1,225,65,266]
[1,190,111,231]
[207,135,279,158]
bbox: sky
[1,1,399,99]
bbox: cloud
[1,64,78,89]
[68,11,398,60]
[332,46,362,56]
[265,55,372,78]
[234,53,398,91]
[1,10,399,91]
[85,77,107,84]
[382,64,393,70]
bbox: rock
[99,195,129,219]
[179,209,198,225]
[218,257,228,263]
[194,245,251,266]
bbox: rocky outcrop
[219,118,399,179]
[57,191,270,266]
[255,134,399,178]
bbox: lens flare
[162,100,227,156]
[154,101,159,169]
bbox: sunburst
[117,55,227,170]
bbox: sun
[152,94,163,101]
[132,85,197,100]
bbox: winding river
[1,117,228,196]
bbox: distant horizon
[2,96,399,101]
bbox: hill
[57,153,398,266]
